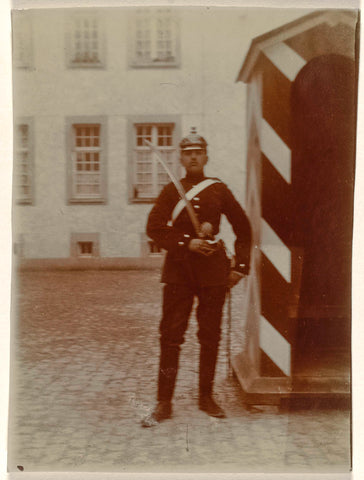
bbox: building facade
[12,6,258,267]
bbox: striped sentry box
[232,10,357,400]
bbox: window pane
[76,173,100,194]
[136,126,143,136]
[155,10,174,62]
[136,125,152,146]
[78,241,93,255]
[135,10,151,62]
[138,184,153,196]
[19,125,29,145]
[93,152,100,169]
[157,125,173,146]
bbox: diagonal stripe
[261,252,293,343]
[263,41,307,82]
[260,315,291,376]
[261,119,291,184]
[261,152,292,245]
[261,218,291,283]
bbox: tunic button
[194,197,200,201]
[178,241,184,246]
[184,234,190,238]
[194,205,200,209]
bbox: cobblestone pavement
[8,270,351,474]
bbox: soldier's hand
[227,271,245,289]
[188,239,216,256]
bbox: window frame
[12,10,33,70]
[65,11,106,69]
[129,8,180,68]
[66,116,108,204]
[14,117,34,205]
[127,115,181,203]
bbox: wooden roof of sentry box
[236,9,358,84]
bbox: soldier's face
[180,149,208,175]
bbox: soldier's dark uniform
[143,129,251,425]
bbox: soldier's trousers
[157,283,227,402]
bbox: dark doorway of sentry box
[290,54,356,383]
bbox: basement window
[71,233,100,257]
[148,240,163,254]
[78,241,93,256]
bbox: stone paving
[7,270,351,473]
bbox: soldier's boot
[198,345,226,419]
[141,346,178,427]
[141,400,172,428]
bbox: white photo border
[1,0,363,479]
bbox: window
[148,240,163,254]
[13,234,24,257]
[132,123,178,200]
[78,241,93,256]
[68,118,107,203]
[14,122,33,204]
[12,11,33,69]
[140,233,165,257]
[131,8,179,67]
[71,233,100,257]
[66,13,104,68]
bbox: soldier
[142,128,251,427]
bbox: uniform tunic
[146,174,252,286]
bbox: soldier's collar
[185,173,206,183]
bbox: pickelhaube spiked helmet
[179,127,208,151]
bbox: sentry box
[233,9,358,406]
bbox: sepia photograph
[6,0,359,476]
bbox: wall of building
[12,7,308,262]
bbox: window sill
[129,197,157,204]
[67,63,105,69]
[14,65,34,71]
[15,199,33,205]
[130,61,180,69]
[68,198,107,205]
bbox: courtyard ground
[7,270,351,474]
